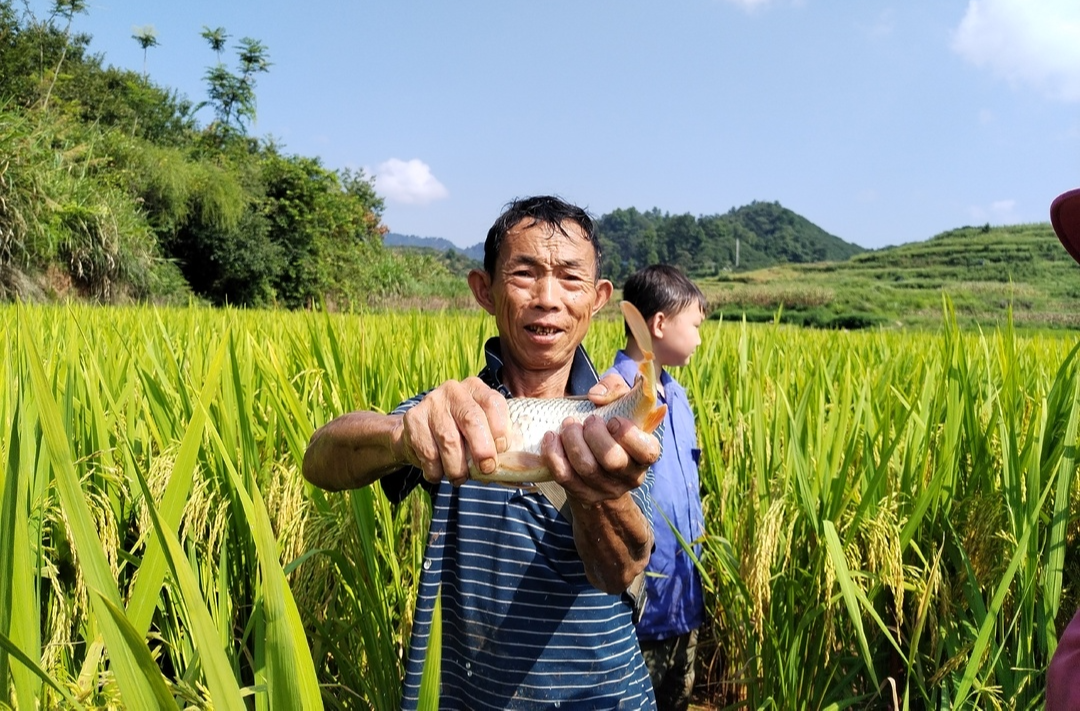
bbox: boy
[606,264,707,711]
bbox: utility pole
[735,237,740,268]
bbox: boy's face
[651,304,704,368]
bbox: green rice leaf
[127,336,229,637]
[0,629,86,711]
[204,416,324,709]
[418,587,441,711]
[822,520,879,689]
[93,592,179,709]
[20,316,178,710]
[128,443,246,711]
[952,473,1057,706]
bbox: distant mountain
[462,243,485,262]
[383,233,486,262]
[386,201,863,285]
[384,232,457,252]
[723,201,864,264]
[596,200,865,284]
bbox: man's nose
[533,275,561,308]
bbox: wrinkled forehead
[496,218,599,275]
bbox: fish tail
[639,403,667,434]
[620,300,664,432]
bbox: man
[1047,186,1080,710]
[303,196,660,709]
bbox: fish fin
[497,451,546,473]
[636,361,653,386]
[562,394,592,401]
[639,403,667,434]
[470,452,550,484]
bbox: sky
[35,0,1080,250]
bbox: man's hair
[622,264,707,336]
[483,196,602,278]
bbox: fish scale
[470,300,667,484]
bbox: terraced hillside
[698,223,1080,329]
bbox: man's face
[470,218,612,378]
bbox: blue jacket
[607,350,705,642]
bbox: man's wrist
[389,416,410,466]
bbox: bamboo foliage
[0,302,1078,709]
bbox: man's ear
[468,269,496,315]
[592,279,613,315]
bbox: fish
[469,300,667,484]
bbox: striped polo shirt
[381,338,656,710]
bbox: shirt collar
[480,337,599,397]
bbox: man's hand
[538,371,658,592]
[399,376,510,487]
[542,371,660,506]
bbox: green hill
[383,232,463,253]
[722,201,865,264]
[596,201,865,285]
[382,201,863,286]
[699,222,1080,329]
[383,232,485,269]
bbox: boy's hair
[483,195,601,278]
[622,264,707,337]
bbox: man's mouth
[526,325,561,336]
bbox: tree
[596,207,660,283]
[200,25,227,60]
[131,25,158,77]
[40,0,88,109]
[197,32,271,137]
[657,213,705,272]
[259,150,386,307]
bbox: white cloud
[968,198,1018,223]
[952,0,1080,102]
[372,158,449,205]
[720,0,808,12]
[864,9,895,39]
[723,0,771,11]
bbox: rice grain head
[746,496,787,638]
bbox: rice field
[1,302,1078,710]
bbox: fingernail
[589,383,608,396]
[495,436,508,452]
[480,457,496,474]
